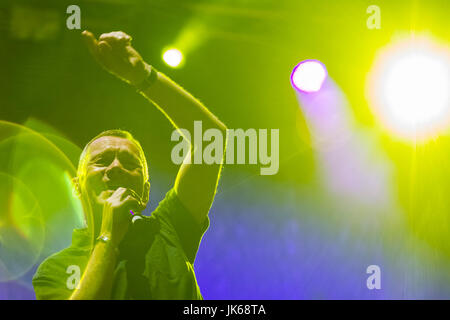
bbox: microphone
[127,189,146,224]
[130,210,144,224]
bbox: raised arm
[82,30,227,224]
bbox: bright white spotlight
[162,48,183,68]
[367,37,450,141]
[291,60,327,93]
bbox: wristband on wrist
[135,65,158,93]
[96,234,120,257]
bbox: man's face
[80,136,148,207]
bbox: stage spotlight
[162,48,183,68]
[367,37,450,141]
[291,60,327,93]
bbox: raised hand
[82,30,150,86]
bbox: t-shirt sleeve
[151,188,209,264]
[32,251,78,300]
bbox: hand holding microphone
[98,187,146,247]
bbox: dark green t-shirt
[32,188,209,300]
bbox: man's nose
[105,157,124,177]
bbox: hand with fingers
[82,30,150,86]
[98,187,144,247]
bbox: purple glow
[294,77,393,208]
[291,59,327,93]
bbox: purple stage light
[291,60,327,93]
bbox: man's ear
[141,180,150,206]
[72,176,81,197]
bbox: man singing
[32,30,227,300]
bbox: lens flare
[0,173,44,282]
[162,48,183,68]
[0,121,84,282]
[367,36,450,141]
[291,60,327,93]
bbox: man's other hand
[99,187,141,247]
[82,30,149,86]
